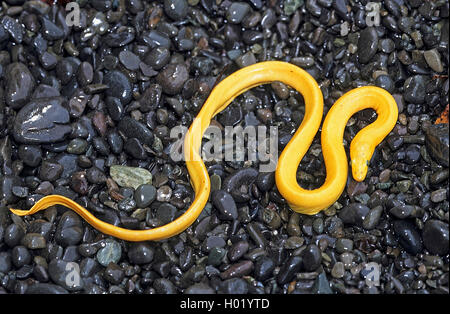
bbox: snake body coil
[11,61,398,241]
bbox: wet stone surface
[0,0,448,296]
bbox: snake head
[350,143,372,182]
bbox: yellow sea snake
[10,61,398,241]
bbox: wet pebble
[301,244,322,271]
[422,220,449,256]
[393,220,423,255]
[55,211,83,247]
[13,97,71,144]
[156,63,189,95]
[425,124,449,167]
[134,184,156,208]
[358,27,378,64]
[212,190,238,220]
[338,203,370,227]
[127,243,154,264]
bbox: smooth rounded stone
[48,259,83,291]
[124,138,147,160]
[156,63,189,95]
[291,56,315,68]
[0,252,12,273]
[403,75,426,104]
[227,241,249,262]
[103,263,125,285]
[96,239,122,267]
[210,174,221,192]
[67,90,89,118]
[430,169,449,185]
[422,220,449,256]
[55,59,77,86]
[358,27,378,64]
[431,189,447,203]
[331,262,345,279]
[219,278,248,294]
[22,233,46,249]
[76,61,93,87]
[184,283,215,294]
[103,70,132,105]
[220,260,254,280]
[379,38,395,54]
[67,138,88,154]
[32,84,60,100]
[389,205,415,219]
[254,256,275,281]
[55,211,83,247]
[39,51,57,70]
[256,172,275,192]
[26,283,69,294]
[13,97,71,144]
[127,242,154,264]
[154,278,177,294]
[211,190,238,220]
[301,244,322,272]
[405,145,421,164]
[70,171,89,195]
[393,220,423,255]
[134,184,156,208]
[85,167,107,184]
[208,247,226,266]
[5,62,35,109]
[277,255,302,285]
[110,165,152,189]
[375,75,395,94]
[12,186,28,199]
[227,2,251,24]
[338,203,370,227]
[104,97,123,122]
[106,130,123,154]
[423,49,444,73]
[202,236,226,253]
[11,246,31,268]
[119,50,140,71]
[284,236,304,250]
[156,203,178,224]
[18,145,42,167]
[335,238,353,254]
[118,116,154,147]
[40,16,64,40]
[425,124,449,167]
[164,0,188,20]
[4,223,25,247]
[145,47,170,70]
[235,51,256,68]
[39,160,63,181]
[363,205,384,230]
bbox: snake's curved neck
[276,86,398,215]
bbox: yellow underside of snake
[10,61,398,242]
